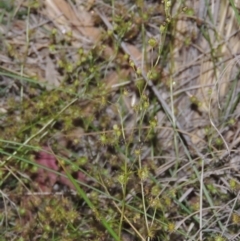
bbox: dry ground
[0,0,240,241]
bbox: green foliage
[1,0,240,241]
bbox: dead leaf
[51,0,79,24]
[104,69,130,89]
[34,146,86,192]
[44,0,101,43]
[125,43,142,63]
[45,56,60,89]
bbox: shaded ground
[1,1,240,240]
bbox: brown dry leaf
[24,64,45,82]
[73,5,101,42]
[77,13,101,42]
[45,56,61,89]
[102,45,115,61]
[104,69,130,89]
[190,128,205,147]
[44,0,69,29]
[44,0,87,43]
[125,43,150,72]
[44,0,101,44]
[125,43,142,63]
[51,0,79,24]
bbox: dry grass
[0,0,240,240]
